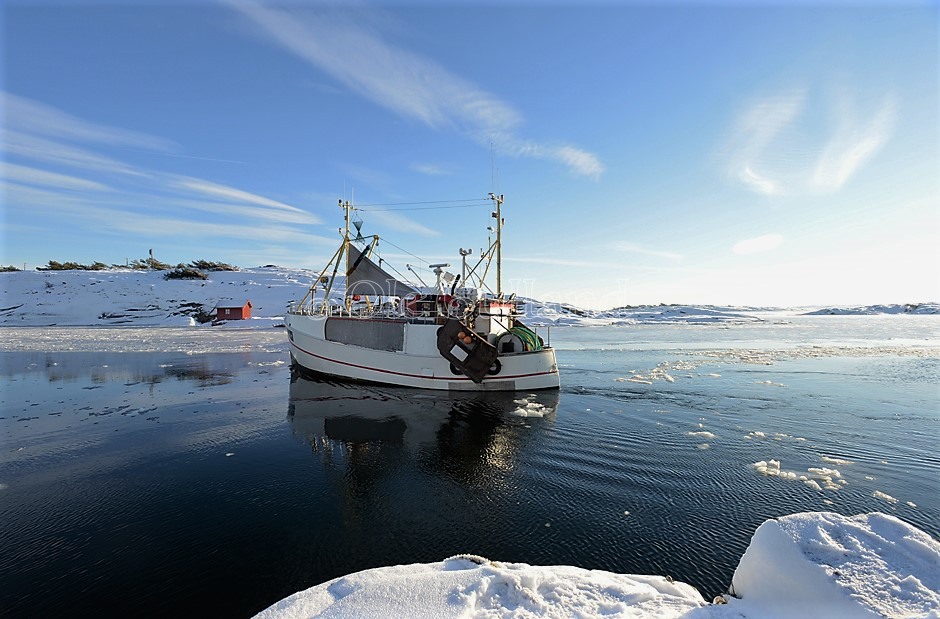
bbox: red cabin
[216,300,252,320]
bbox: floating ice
[821,455,853,465]
[752,460,845,491]
[687,431,716,439]
[509,399,551,418]
[873,490,898,504]
[807,467,841,479]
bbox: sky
[1,1,937,309]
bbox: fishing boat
[285,193,560,391]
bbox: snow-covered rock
[728,511,939,619]
[254,557,711,619]
[253,511,940,619]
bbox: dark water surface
[1,320,937,617]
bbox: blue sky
[1,1,937,308]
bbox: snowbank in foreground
[254,511,939,619]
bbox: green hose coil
[508,324,542,351]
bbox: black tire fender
[487,359,502,375]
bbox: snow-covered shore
[255,511,939,619]
[2,267,935,327]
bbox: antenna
[490,142,495,195]
[459,247,473,283]
[488,192,504,296]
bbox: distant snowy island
[803,304,939,315]
[1,267,936,327]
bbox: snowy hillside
[803,303,939,315]
[1,267,935,327]
[0,267,314,327]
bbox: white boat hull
[286,314,559,391]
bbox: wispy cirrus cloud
[411,163,455,177]
[173,177,313,216]
[6,181,330,245]
[722,90,806,196]
[2,91,177,152]
[732,233,784,255]
[4,130,151,177]
[611,241,683,262]
[3,93,321,238]
[813,92,897,192]
[721,87,896,196]
[227,2,604,179]
[0,162,111,192]
[168,199,320,225]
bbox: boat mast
[343,199,351,280]
[490,192,504,296]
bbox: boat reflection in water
[287,370,559,486]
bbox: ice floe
[873,490,899,504]
[510,398,553,418]
[751,460,844,491]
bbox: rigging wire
[378,237,432,265]
[355,198,490,212]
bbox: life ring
[487,359,502,375]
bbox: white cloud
[4,181,92,210]
[813,93,897,192]
[512,143,604,180]
[2,90,177,152]
[167,199,321,225]
[3,130,150,177]
[723,90,805,196]
[411,163,454,176]
[739,165,778,196]
[0,162,110,192]
[2,93,335,259]
[228,2,603,179]
[172,177,311,215]
[611,241,683,261]
[733,234,784,255]
[105,212,331,244]
[721,87,897,196]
